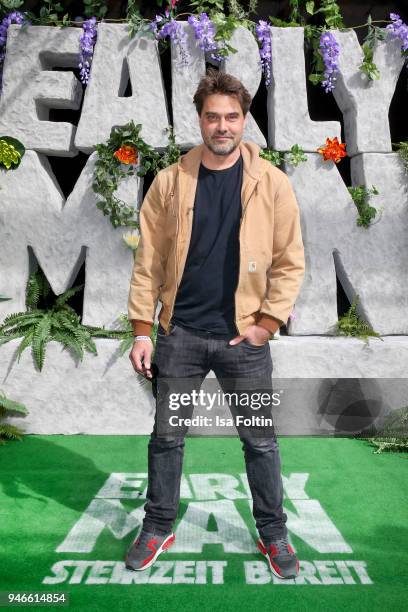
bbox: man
[126,69,305,579]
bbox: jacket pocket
[241,249,269,314]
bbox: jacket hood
[178,140,266,181]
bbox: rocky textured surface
[331,28,405,155]
[0,150,140,328]
[285,152,408,335]
[75,23,170,152]
[268,26,341,151]
[0,25,82,155]
[1,337,407,435]
[219,26,267,148]
[0,23,407,434]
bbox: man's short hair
[193,68,252,116]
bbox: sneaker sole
[258,538,299,580]
[125,533,175,571]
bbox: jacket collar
[175,140,265,218]
[177,140,265,181]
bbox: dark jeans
[142,321,288,543]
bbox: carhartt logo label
[248,262,257,272]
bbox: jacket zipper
[234,181,259,334]
[166,197,182,335]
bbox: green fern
[0,269,146,370]
[54,284,85,308]
[0,391,28,446]
[335,294,382,344]
[355,406,408,453]
[391,141,408,175]
[26,268,51,308]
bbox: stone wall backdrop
[0,1,408,435]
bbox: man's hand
[129,338,154,379]
[229,324,272,347]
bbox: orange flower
[113,145,138,165]
[316,137,347,163]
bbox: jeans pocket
[242,338,267,349]
[157,322,178,337]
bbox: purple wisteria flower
[151,13,189,68]
[79,16,97,85]
[386,13,408,53]
[288,309,296,321]
[0,11,27,92]
[319,30,340,93]
[255,20,272,86]
[187,12,223,62]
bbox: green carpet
[0,435,407,611]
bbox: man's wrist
[134,335,152,342]
[256,325,274,340]
[129,319,154,337]
[256,313,283,336]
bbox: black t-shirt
[172,153,243,335]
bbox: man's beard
[205,134,239,156]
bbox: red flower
[113,145,138,165]
[316,137,347,163]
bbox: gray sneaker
[125,529,175,571]
[258,536,300,579]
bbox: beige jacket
[128,140,305,337]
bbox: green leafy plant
[286,144,308,166]
[359,41,380,81]
[355,406,408,453]
[157,126,182,171]
[306,24,330,86]
[259,148,283,166]
[305,1,345,86]
[189,0,244,59]
[227,0,258,21]
[268,16,301,28]
[347,184,379,228]
[260,144,307,167]
[0,136,25,170]
[110,314,158,355]
[0,0,23,18]
[0,390,28,446]
[269,0,306,27]
[358,15,385,81]
[335,294,382,343]
[126,0,153,39]
[25,1,70,27]
[83,0,108,19]
[393,141,408,174]
[92,121,180,229]
[0,268,138,371]
[288,0,304,25]
[189,1,225,15]
[208,11,240,58]
[307,0,345,29]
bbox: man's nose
[217,117,227,131]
